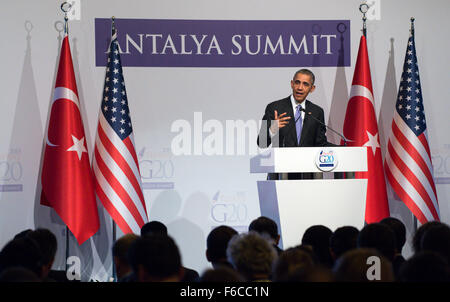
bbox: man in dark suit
[257,69,333,179]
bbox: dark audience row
[0,216,449,282]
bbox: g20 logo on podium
[315,149,338,172]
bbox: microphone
[299,107,348,146]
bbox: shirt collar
[290,95,306,110]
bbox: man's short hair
[330,226,359,259]
[141,221,168,237]
[112,233,140,263]
[206,226,238,262]
[248,216,278,241]
[0,237,43,277]
[27,229,57,266]
[420,223,450,263]
[301,225,333,267]
[379,217,406,253]
[412,221,441,254]
[357,223,396,261]
[294,69,315,85]
[128,234,181,279]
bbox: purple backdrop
[95,18,350,67]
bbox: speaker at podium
[250,147,368,249]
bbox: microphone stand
[300,107,348,146]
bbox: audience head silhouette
[411,221,441,254]
[379,217,406,254]
[128,234,182,282]
[301,225,333,267]
[333,248,394,282]
[227,231,277,281]
[206,225,237,269]
[329,226,359,261]
[0,237,43,279]
[357,223,396,262]
[420,222,450,263]
[141,221,168,237]
[112,233,139,281]
[249,216,280,244]
[272,247,315,281]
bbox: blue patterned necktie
[295,104,302,145]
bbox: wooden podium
[250,147,368,249]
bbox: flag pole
[359,3,369,38]
[410,16,419,231]
[110,16,118,246]
[61,1,72,273]
[110,15,118,282]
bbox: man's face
[290,73,315,103]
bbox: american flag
[93,26,148,234]
[384,33,439,224]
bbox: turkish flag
[41,35,99,245]
[342,35,389,223]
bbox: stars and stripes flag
[93,25,148,234]
[384,31,439,224]
[342,35,390,223]
[41,34,100,245]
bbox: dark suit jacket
[257,97,331,148]
[257,97,333,179]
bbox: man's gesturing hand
[270,110,290,134]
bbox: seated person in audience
[329,226,359,262]
[27,228,69,282]
[301,225,334,268]
[333,248,394,282]
[249,216,283,255]
[0,237,43,280]
[140,221,199,282]
[379,217,407,278]
[420,222,450,264]
[398,251,450,282]
[226,232,277,282]
[128,234,183,282]
[112,233,139,282]
[199,266,245,282]
[141,221,168,237]
[206,225,237,269]
[0,267,41,282]
[272,247,314,281]
[13,229,33,240]
[287,265,335,282]
[411,221,441,254]
[357,223,396,263]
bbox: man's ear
[310,85,316,93]
[275,234,280,245]
[206,249,211,262]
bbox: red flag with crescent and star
[342,35,390,223]
[40,34,100,245]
